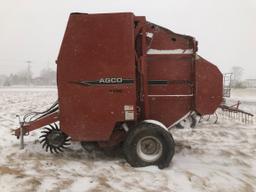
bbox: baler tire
[123,123,175,169]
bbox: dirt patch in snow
[0,166,23,176]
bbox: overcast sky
[0,0,255,79]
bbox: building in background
[245,79,256,88]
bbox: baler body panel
[57,13,137,141]
[145,24,195,127]
[195,56,223,115]
[147,54,193,127]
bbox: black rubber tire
[123,123,175,169]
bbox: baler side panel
[195,56,223,115]
[57,13,137,141]
[147,55,193,126]
[145,24,195,127]
[147,55,193,95]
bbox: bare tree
[0,75,7,86]
[26,61,32,85]
[34,67,56,85]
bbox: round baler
[14,12,223,169]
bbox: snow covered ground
[0,87,255,192]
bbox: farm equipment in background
[13,12,224,168]
[223,73,232,98]
[219,73,254,123]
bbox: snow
[143,120,168,131]
[147,49,193,55]
[0,87,256,192]
[230,88,256,103]
[146,32,154,38]
[148,94,193,97]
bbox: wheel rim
[136,136,163,162]
[46,130,67,147]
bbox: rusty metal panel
[146,55,193,127]
[147,55,193,96]
[195,56,223,115]
[145,23,195,127]
[57,13,137,141]
[148,97,191,127]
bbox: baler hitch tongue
[13,111,60,150]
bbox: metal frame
[15,112,59,138]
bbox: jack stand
[20,125,24,150]
[17,115,25,149]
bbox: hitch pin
[16,115,24,149]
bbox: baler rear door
[195,56,223,115]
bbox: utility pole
[26,60,32,86]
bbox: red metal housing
[15,12,223,142]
